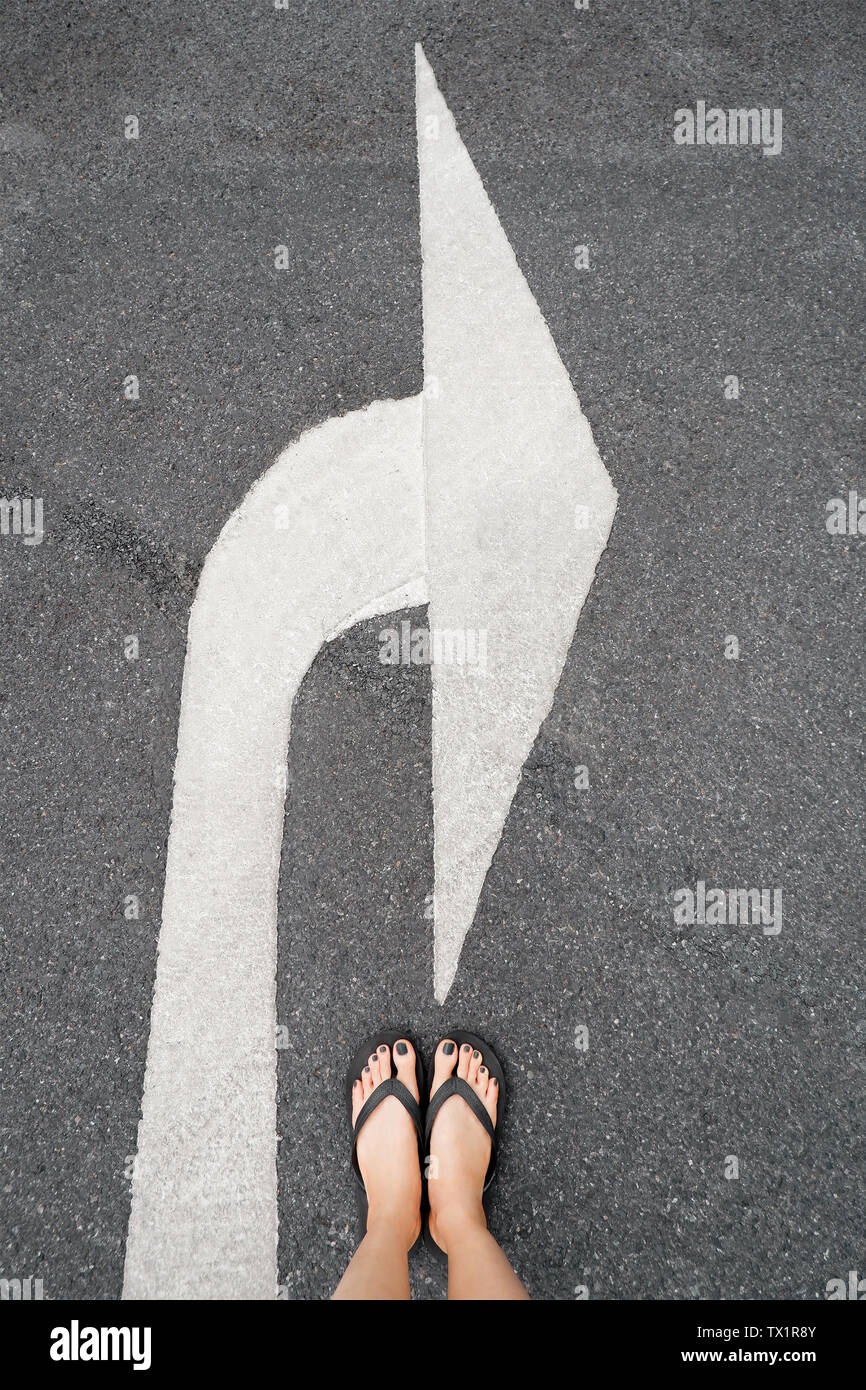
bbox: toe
[475,1061,489,1097]
[351,1078,364,1124]
[392,1039,418,1100]
[457,1041,473,1080]
[467,1048,482,1085]
[377,1044,392,1080]
[484,1075,499,1125]
[367,1052,381,1086]
[361,1062,374,1098]
[431,1038,458,1097]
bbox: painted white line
[124,46,616,1298]
[123,398,424,1299]
[416,45,617,998]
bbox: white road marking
[416,45,617,998]
[123,47,615,1299]
[123,399,425,1299]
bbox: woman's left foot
[426,1038,498,1253]
[351,1041,422,1250]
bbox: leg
[332,1040,422,1300]
[427,1040,530,1301]
[438,1212,530,1301]
[331,1218,411,1301]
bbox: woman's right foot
[350,1040,422,1251]
[427,1038,499,1254]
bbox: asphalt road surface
[1,0,864,1301]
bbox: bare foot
[350,1040,422,1250]
[426,1039,499,1254]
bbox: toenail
[473,1050,480,1059]
[364,1066,370,1073]
[462,1044,471,1053]
[443,1041,455,1055]
[480,1067,487,1075]
[378,1046,387,1053]
[396,1042,408,1055]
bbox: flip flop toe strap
[424,1076,498,1188]
[351,1077,423,1185]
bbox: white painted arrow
[417,46,617,1000]
[123,45,616,1300]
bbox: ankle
[366,1201,420,1248]
[429,1198,487,1248]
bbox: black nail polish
[473,1050,480,1059]
[443,1041,455,1055]
[378,1045,387,1053]
[396,1042,408,1055]
[480,1067,487,1074]
[462,1044,471,1052]
[364,1065,370,1073]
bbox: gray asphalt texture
[1,0,864,1301]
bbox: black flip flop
[345,1030,425,1254]
[423,1029,506,1260]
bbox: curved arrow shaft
[123,397,424,1299]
